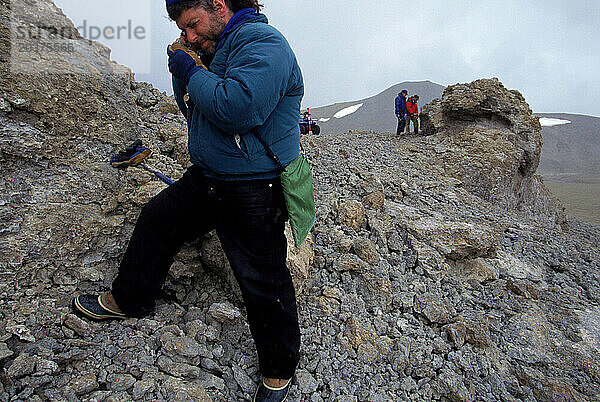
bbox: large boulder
[419,78,564,224]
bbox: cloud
[54,0,600,116]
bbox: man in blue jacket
[395,89,408,135]
[73,1,302,400]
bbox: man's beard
[196,11,226,56]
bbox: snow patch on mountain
[333,103,364,119]
[539,117,571,127]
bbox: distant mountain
[537,113,600,181]
[309,81,445,134]
[309,83,600,183]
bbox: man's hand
[167,39,207,85]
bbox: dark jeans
[396,115,406,135]
[111,165,300,379]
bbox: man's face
[177,6,226,55]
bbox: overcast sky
[55,0,600,116]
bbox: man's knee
[139,195,164,222]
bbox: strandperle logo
[13,20,146,41]
[10,0,151,74]
[75,20,147,41]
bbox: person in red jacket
[405,95,420,134]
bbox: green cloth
[280,154,316,248]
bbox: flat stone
[156,356,203,379]
[63,314,90,337]
[198,372,226,390]
[6,323,35,342]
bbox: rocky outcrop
[304,131,600,401]
[420,78,564,225]
[1,1,599,401]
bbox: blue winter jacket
[395,93,407,117]
[173,14,303,180]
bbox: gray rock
[0,342,13,360]
[7,353,37,379]
[414,293,456,325]
[161,376,211,401]
[353,237,379,265]
[435,369,473,402]
[156,355,203,379]
[35,359,59,376]
[401,376,418,393]
[0,98,12,113]
[132,378,156,400]
[63,314,90,337]
[232,363,255,394]
[296,369,319,394]
[208,302,241,323]
[160,332,201,358]
[332,254,369,272]
[107,373,136,392]
[67,373,99,396]
[335,397,358,402]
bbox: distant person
[406,95,420,134]
[395,89,408,135]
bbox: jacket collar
[217,8,267,50]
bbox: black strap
[252,131,286,171]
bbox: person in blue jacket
[73,1,302,400]
[395,89,408,135]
